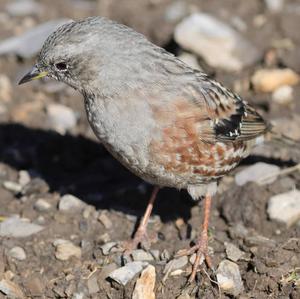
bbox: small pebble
[132,265,156,299]
[251,68,300,93]
[267,189,300,226]
[34,199,51,212]
[272,85,294,105]
[98,212,113,229]
[163,256,188,274]
[58,194,85,212]
[21,178,49,195]
[87,275,99,294]
[3,181,22,193]
[225,243,244,262]
[47,103,77,134]
[100,242,118,255]
[0,216,44,238]
[53,239,82,261]
[131,249,154,262]
[235,162,280,186]
[108,261,148,286]
[0,74,12,103]
[216,260,244,296]
[8,247,26,261]
[264,0,285,13]
[18,170,31,187]
[0,279,25,299]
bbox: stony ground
[0,0,300,298]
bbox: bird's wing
[190,73,268,143]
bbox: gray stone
[267,189,300,226]
[100,242,118,255]
[163,256,188,274]
[58,194,85,212]
[87,276,99,294]
[131,249,154,262]
[225,243,244,262]
[216,260,244,296]
[8,246,27,261]
[47,104,77,134]
[6,0,43,17]
[108,261,148,286]
[0,279,25,299]
[34,199,51,212]
[0,19,71,59]
[235,162,280,186]
[0,216,44,238]
[174,13,259,71]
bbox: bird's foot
[175,232,212,283]
[121,227,156,255]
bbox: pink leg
[123,186,160,253]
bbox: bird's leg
[123,186,160,253]
[175,193,213,282]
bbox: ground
[0,0,299,298]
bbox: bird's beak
[18,66,48,85]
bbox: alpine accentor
[19,17,267,281]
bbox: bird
[19,16,268,282]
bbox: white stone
[174,13,259,71]
[3,181,22,193]
[0,279,25,299]
[0,216,44,238]
[178,52,202,70]
[18,170,31,187]
[265,0,285,13]
[235,162,280,186]
[8,246,27,261]
[0,19,72,59]
[267,189,300,226]
[0,74,12,103]
[108,261,148,286]
[53,239,82,261]
[272,85,293,105]
[6,0,43,17]
[47,104,77,134]
[58,194,85,212]
[132,265,156,299]
[216,260,244,296]
[34,199,51,212]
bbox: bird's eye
[55,62,68,71]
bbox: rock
[53,239,82,261]
[225,243,244,262]
[251,68,300,93]
[264,0,285,13]
[178,52,202,70]
[131,250,154,262]
[164,1,189,22]
[5,0,43,17]
[8,247,26,261]
[0,216,44,238]
[163,256,188,274]
[267,189,300,226]
[245,235,276,247]
[0,279,25,299]
[58,194,85,212]
[18,170,30,187]
[132,265,156,299]
[216,260,244,296]
[21,178,49,195]
[98,212,112,229]
[34,199,52,212]
[174,13,259,71]
[100,242,118,255]
[235,162,280,186]
[87,275,99,294]
[0,19,71,59]
[23,275,44,297]
[2,181,22,193]
[0,74,12,103]
[47,104,77,134]
[99,263,118,279]
[272,85,294,105]
[108,261,148,286]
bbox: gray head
[19,17,174,95]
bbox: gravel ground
[0,0,300,298]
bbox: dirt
[0,0,300,298]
